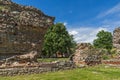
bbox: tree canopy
[42,23,76,57]
[93,30,113,50]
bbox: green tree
[93,30,113,51]
[42,23,76,58]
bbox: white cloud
[97,3,120,18]
[101,20,120,32]
[68,27,108,43]
[63,22,68,26]
[69,30,78,35]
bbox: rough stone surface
[0,51,39,68]
[0,61,75,76]
[0,0,54,59]
[113,27,120,53]
[72,43,102,67]
[102,59,120,67]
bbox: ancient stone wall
[113,27,120,52]
[0,61,75,76]
[0,0,55,57]
[72,43,102,67]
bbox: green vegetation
[93,30,114,59]
[37,58,69,62]
[42,23,76,58]
[93,30,113,51]
[1,66,120,80]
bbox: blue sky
[12,0,120,43]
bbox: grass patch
[37,58,69,62]
[0,66,120,80]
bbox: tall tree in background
[42,23,76,57]
[93,30,113,51]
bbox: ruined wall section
[0,61,74,76]
[113,27,120,52]
[0,0,54,55]
[72,43,102,67]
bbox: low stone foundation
[0,61,75,76]
[102,60,120,67]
